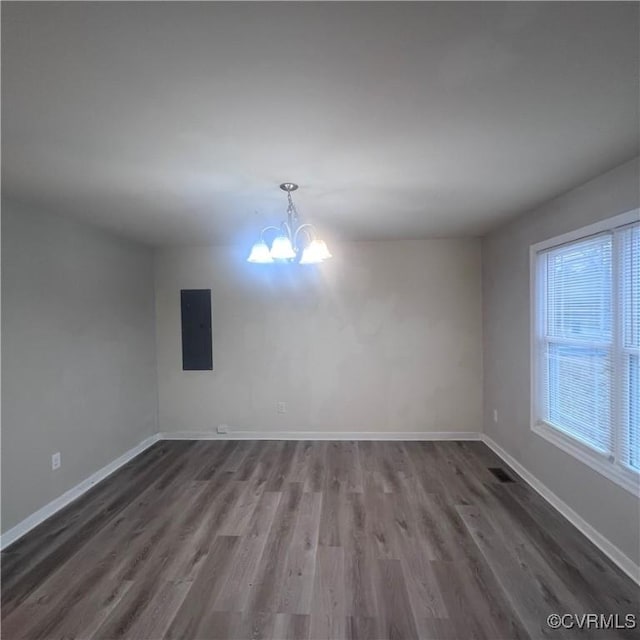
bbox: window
[531,211,639,493]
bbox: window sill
[532,421,640,496]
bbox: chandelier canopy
[247,183,332,264]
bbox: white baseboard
[0,433,160,551]
[481,434,640,586]
[158,430,482,441]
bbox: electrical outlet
[52,452,61,470]
[217,424,229,434]
[277,401,287,414]
[493,409,498,423]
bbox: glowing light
[247,241,273,263]
[315,240,332,260]
[270,235,296,260]
[299,240,327,264]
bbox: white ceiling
[2,2,638,246]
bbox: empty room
[1,1,639,639]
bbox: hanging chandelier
[247,183,332,264]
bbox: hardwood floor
[2,440,638,639]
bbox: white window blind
[620,223,639,471]
[540,234,613,453]
[532,214,639,493]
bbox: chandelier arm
[293,223,316,249]
[280,221,293,241]
[259,226,281,242]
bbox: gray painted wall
[482,157,640,565]
[155,239,483,436]
[1,201,158,532]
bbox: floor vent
[488,467,515,483]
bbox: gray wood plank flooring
[2,440,638,639]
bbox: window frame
[530,209,640,495]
